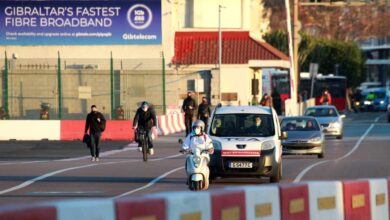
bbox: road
[0,112,389,205]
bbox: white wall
[220,65,252,105]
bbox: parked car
[281,116,325,158]
[304,105,345,139]
[207,105,285,183]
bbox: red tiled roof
[172,31,289,65]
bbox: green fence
[0,52,174,120]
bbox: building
[0,0,289,119]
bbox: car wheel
[336,134,343,139]
[270,161,282,183]
[318,152,324,158]
[388,115,390,123]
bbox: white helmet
[192,120,205,132]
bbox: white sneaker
[149,148,154,155]
[96,157,100,162]
[91,157,95,162]
[138,147,142,152]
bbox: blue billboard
[0,0,162,45]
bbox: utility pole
[293,0,300,99]
[285,0,298,115]
[218,5,225,103]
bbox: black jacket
[197,103,211,119]
[133,108,157,130]
[182,97,196,115]
[85,111,106,134]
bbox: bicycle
[137,129,149,162]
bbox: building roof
[172,31,289,65]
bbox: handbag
[83,134,91,148]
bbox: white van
[207,105,285,183]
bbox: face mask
[194,128,201,135]
[256,122,261,126]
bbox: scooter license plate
[229,162,253,168]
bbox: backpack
[99,120,106,132]
[97,113,106,132]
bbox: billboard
[0,0,162,45]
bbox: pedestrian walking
[197,96,211,130]
[260,93,273,107]
[182,91,197,136]
[84,105,106,162]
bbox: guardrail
[0,178,388,220]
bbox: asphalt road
[0,112,389,205]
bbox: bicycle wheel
[142,136,148,162]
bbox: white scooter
[179,139,212,191]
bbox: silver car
[304,105,345,139]
[281,117,325,158]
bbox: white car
[304,105,345,139]
[207,105,285,183]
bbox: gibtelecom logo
[127,4,152,30]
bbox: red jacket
[319,93,332,104]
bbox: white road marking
[0,143,139,166]
[0,153,183,195]
[112,166,185,199]
[293,114,384,182]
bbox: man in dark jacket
[84,105,106,162]
[197,96,211,130]
[182,92,196,136]
[133,101,157,155]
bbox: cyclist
[319,89,332,105]
[133,101,157,155]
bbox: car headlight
[261,140,275,151]
[329,122,341,128]
[193,156,201,168]
[364,100,372,105]
[380,100,385,105]
[355,101,360,106]
[308,137,322,143]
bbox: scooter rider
[181,120,214,158]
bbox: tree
[263,30,366,88]
[263,30,316,66]
[302,39,366,87]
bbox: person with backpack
[84,105,106,162]
[197,96,211,130]
[133,101,157,155]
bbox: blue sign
[0,0,162,45]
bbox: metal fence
[0,52,171,120]
[0,52,210,120]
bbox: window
[281,118,320,131]
[210,114,275,137]
[304,108,338,117]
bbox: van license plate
[229,162,253,168]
